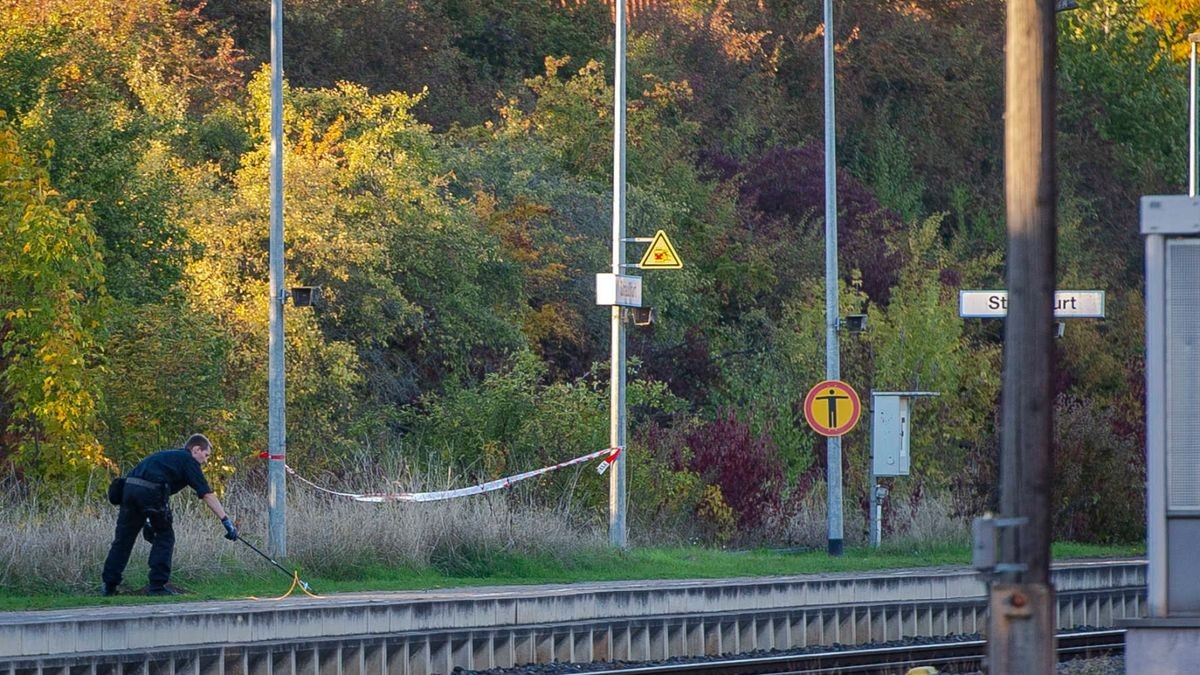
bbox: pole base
[987,582,1055,673]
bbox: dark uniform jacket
[129,448,213,498]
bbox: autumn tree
[0,119,109,488]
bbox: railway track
[591,629,1124,675]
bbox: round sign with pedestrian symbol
[803,380,861,437]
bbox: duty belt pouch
[107,477,126,506]
[146,504,173,532]
[149,482,172,531]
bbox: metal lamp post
[821,0,843,558]
[608,0,629,549]
[267,0,287,557]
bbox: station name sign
[596,273,643,307]
[958,290,1105,319]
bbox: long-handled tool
[238,536,316,594]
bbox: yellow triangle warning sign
[638,230,683,269]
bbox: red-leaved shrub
[684,410,785,531]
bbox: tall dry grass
[0,468,973,593]
[883,493,970,547]
[0,472,608,593]
[763,483,969,550]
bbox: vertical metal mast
[609,0,629,549]
[822,0,843,557]
[1191,36,1197,197]
[267,0,288,557]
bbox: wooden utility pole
[989,0,1057,672]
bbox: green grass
[0,541,1142,612]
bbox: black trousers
[101,483,174,589]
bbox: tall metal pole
[1190,35,1197,196]
[822,0,843,557]
[608,0,629,549]
[267,0,288,557]
[989,0,1056,671]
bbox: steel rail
[592,629,1124,675]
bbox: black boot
[101,582,119,596]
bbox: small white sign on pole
[958,290,1105,319]
[596,273,643,307]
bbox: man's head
[185,433,213,463]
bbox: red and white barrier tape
[281,447,623,503]
[595,446,621,475]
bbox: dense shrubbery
[684,410,783,532]
[1,0,1184,546]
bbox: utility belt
[126,476,173,531]
[125,476,166,492]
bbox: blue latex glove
[221,516,238,541]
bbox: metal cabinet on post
[869,391,938,547]
[1123,195,1200,672]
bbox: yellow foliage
[0,122,109,489]
[696,484,737,545]
[1140,0,1200,61]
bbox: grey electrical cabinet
[1142,197,1200,620]
[871,391,938,477]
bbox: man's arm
[201,492,239,540]
[201,492,228,520]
